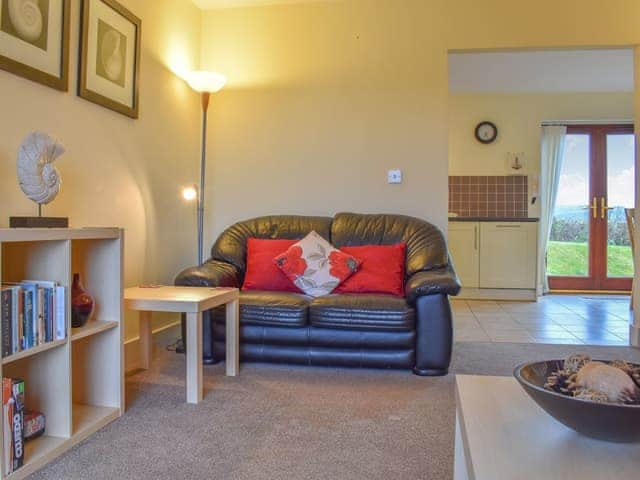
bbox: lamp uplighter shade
[185,71,227,93]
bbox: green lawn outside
[547,241,633,277]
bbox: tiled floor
[452,294,632,345]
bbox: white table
[455,375,640,480]
[124,286,239,404]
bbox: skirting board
[125,321,181,374]
[456,287,537,302]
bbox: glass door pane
[547,135,591,276]
[606,134,635,278]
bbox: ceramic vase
[71,273,94,328]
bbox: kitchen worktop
[448,217,539,222]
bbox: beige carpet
[29,343,640,480]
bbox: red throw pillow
[334,244,406,296]
[242,238,303,293]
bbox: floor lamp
[179,71,226,360]
[185,70,227,265]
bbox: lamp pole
[198,92,210,266]
[182,71,226,362]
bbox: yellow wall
[200,0,449,246]
[199,0,640,245]
[0,0,202,342]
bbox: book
[23,410,45,441]
[10,380,24,472]
[16,290,23,354]
[21,281,62,345]
[55,286,66,341]
[43,288,51,343]
[0,282,66,354]
[21,285,36,350]
[2,378,11,475]
[2,378,24,475]
[10,288,19,355]
[1,288,11,358]
[36,287,44,346]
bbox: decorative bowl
[514,360,640,443]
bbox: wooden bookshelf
[0,228,123,479]
[71,320,118,342]
[2,339,67,365]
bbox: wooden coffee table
[124,286,239,404]
[455,375,640,480]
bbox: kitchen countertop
[448,217,539,222]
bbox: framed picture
[79,0,140,118]
[0,0,70,91]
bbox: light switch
[388,169,402,184]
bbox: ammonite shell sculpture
[17,131,65,205]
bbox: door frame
[547,124,634,291]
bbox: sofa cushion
[330,212,448,276]
[275,231,359,297]
[242,238,302,293]
[310,294,415,331]
[334,243,406,296]
[239,291,311,327]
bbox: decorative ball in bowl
[514,355,640,443]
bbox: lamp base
[10,216,69,228]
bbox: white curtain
[537,125,567,295]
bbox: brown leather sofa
[175,212,460,375]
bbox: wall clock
[475,121,498,144]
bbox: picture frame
[0,0,71,91]
[79,0,141,118]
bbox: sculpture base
[9,216,69,228]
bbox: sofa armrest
[174,260,241,288]
[405,264,461,305]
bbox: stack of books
[1,281,66,358]
[2,378,24,475]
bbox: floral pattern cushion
[274,231,360,297]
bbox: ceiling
[191,0,325,9]
[449,49,633,93]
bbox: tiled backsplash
[449,175,528,217]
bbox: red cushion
[242,239,303,293]
[334,244,406,296]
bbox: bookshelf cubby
[0,228,123,479]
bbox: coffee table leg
[186,311,203,404]
[225,299,239,376]
[139,311,152,370]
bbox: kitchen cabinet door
[479,222,537,289]
[448,222,480,288]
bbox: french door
[547,124,635,291]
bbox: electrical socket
[388,169,402,184]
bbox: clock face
[475,121,498,144]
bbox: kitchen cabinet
[478,222,537,289]
[448,222,480,288]
[447,220,538,294]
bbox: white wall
[449,92,633,177]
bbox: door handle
[590,197,597,219]
[496,224,521,228]
[474,225,478,250]
[600,197,614,219]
